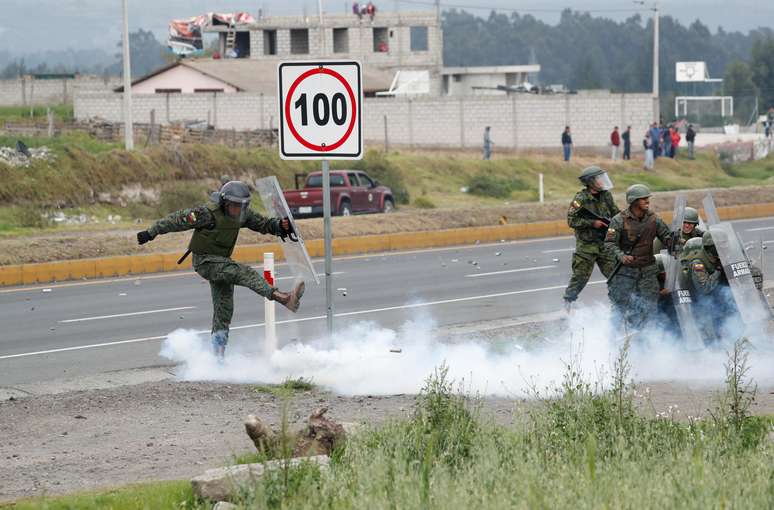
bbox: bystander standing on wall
[670,126,680,158]
[622,126,631,160]
[643,132,654,170]
[610,126,620,161]
[562,126,573,162]
[483,126,493,160]
[685,124,696,159]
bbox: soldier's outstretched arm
[243,210,282,236]
[689,259,721,294]
[137,206,215,244]
[604,216,625,261]
[655,217,673,244]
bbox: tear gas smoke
[159,303,774,396]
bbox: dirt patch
[1,185,773,266]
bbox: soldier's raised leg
[564,252,596,304]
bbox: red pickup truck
[284,170,394,218]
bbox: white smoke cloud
[159,302,774,396]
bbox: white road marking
[0,280,605,360]
[59,306,197,324]
[542,248,574,253]
[746,226,774,232]
[465,265,557,278]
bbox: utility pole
[652,1,660,122]
[318,0,326,55]
[122,0,134,150]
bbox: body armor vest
[188,203,241,258]
[621,211,657,267]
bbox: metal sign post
[277,60,363,337]
[321,159,334,335]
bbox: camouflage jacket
[681,245,763,295]
[148,203,282,239]
[567,188,620,248]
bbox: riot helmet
[702,231,718,259]
[626,184,651,205]
[216,180,251,222]
[683,207,699,224]
[579,166,613,191]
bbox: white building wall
[75,90,655,149]
[132,66,238,94]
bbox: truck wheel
[339,200,352,216]
[382,198,394,213]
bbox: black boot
[271,281,305,312]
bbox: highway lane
[2,215,773,386]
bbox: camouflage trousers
[193,254,274,346]
[607,264,660,332]
[563,245,617,302]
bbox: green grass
[4,480,196,510]
[0,104,74,124]
[0,131,773,234]
[254,377,315,397]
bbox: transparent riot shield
[708,222,772,326]
[254,176,320,285]
[702,193,721,226]
[661,194,704,348]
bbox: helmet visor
[592,172,613,191]
[224,195,250,222]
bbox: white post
[121,0,134,150]
[539,173,544,203]
[263,252,277,352]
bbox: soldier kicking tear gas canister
[136,180,305,360]
[563,166,620,310]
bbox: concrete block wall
[75,91,655,149]
[0,76,120,106]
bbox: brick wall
[0,76,121,106]
[75,90,655,149]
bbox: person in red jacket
[670,127,680,158]
[610,126,621,161]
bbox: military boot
[271,281,305,312]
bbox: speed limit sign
[278,61,363,160]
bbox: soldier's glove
[137,230,155,245]
[279,218,298,243]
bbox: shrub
[157,182,210,215]
[350,150,410,204]
[413,196,436,209]
[466,173,527,199]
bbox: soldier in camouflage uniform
[136,181,304,359]
[563,166,620,308]
[680,232,764,343]
[654,254,679,336]
[604,184,674,332]
[653,206,704,254]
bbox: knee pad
[211,330,229,348]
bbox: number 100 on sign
[278,61,363,160]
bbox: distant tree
[723,60,757,98]
[0,59,26,79]
[750,37,774,109]
[109,29,169,78]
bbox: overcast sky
[4,0,773,53]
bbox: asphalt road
[2,216,774,387]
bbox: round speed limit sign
[278,61,363,160]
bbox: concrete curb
[2,202,774,287]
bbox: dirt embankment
[1,185,773,266]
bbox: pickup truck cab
[284,170,394,218]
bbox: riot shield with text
[661,194,704,348]
[708,223,772,326]
[255,176,320,285]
